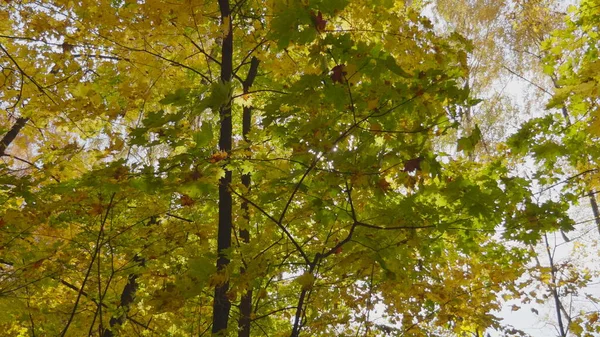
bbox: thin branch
[165,213,194,222]
[535,168,599,194]
[60,193,116,337]
[234,38,268,75]
[183,34,221,66]
[0,43,57,104]
[502,65,552,96]
[230,188,310,264]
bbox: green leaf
[457,125,482,153]
[193,123,213,147]
[160,88,191,106]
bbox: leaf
[311,10,327,32]
[160,88,191,106]
[180,194,195,206]
[367,98,379,110]
[209,151,228,163]
[296,272,315,290]
[457,125,482,153]
[403,157,423,172]
[331,64,346,84]
[384,55,411,77]
[221,15,231,37]
[193,123,213,147]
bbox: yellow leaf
[222,15,231,37]
[345,64,360,85]
[367,98,379,110]
[569,320,584,336]
[296,272,315,290]
[587,109,600,137]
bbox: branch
[230,188,310,264]
[0,117,28,156]
[535,168,599,194]
[355,221,436,231]
[56,278,153,332]
[502,65,552,96]
[231,88,288,99]
[0,43,57,104]
[234,38,268,75]
[165,213,193,222]
[278,88,429,228]
[322,183,358,259]
[183,34,221,66]
[60,193,116,337]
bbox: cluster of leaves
[0,0,593,337]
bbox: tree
[0,0,575,336]
[435,0,600,335]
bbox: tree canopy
[0,0,599,336]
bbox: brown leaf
[89,203,104,216]
[377,177,391,192]
[311,10,327,32]
[61,42,74,53]
[403,157,423,172]
[331,64,346,84]
[180,194,195,207]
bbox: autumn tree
[0,0,577,336]
[433,0,600,335]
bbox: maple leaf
[377,177,391,192]
[403,157,423,172]
[61,42,74,54]
[296,272,315,291]
[180,194,195,207]
[311,10,327,32]
[331,64,347,84]
[209,151,228,163]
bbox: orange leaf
[180,194,195,207]
[209,151,228,163]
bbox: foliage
[0,0,593,336]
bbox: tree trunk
[0,117,28,156]
[238,56,259,337]
[212,0,234,334]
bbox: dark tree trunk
[213,0,234,334]
[238,56,259,337]
[0,117,28,156]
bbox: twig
[60,193,116,337]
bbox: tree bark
[0,117,28,156]
[238,56,259,337]
[588,191,600,235]
[544,234,567,337]
[213,0,234,334]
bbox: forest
[1,0,599,336]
